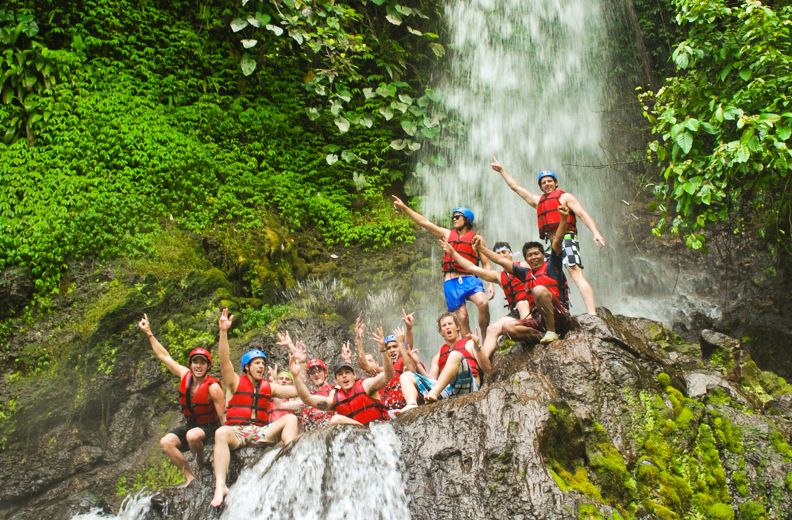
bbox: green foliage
[116,458,183,495]
[240,304,294,332]
[737,501,766,520]
[640,0,792,254]
[708,502,735,520]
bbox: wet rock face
[0,266,34,319]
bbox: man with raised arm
[474,205,573,345]
[299,357,336,432]
[491,156,605,315]
[210,309,299,508]
[281,327,394,426]
[438,239,534,373]
[378,311,428,416]
[392,195,494,341]
[138,314,225,486]
[396,312,483,414]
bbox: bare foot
[393,404,418,416]
[182,475,194,488]
[424,393,438,403]
[210,486,229,508]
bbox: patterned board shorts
[230,424,273,448]
[559,234,583,269]
[413,360,480,399]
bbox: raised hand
[392,195,407,211]
[466,327,481,348]
[401,309,414,329]
[354,317,365,340]
[267,364,277,383]
[439,236,454,255]
[292,339,307,363]
[276,331,295,352]
[409,348,421,364]
[491,155,504,173]
[371,327,386,347]
[289,353,301,377]
[393,326,406,345]
[593,233,606,248]
[219,308,234,332]
[138,314,152,335]
[472,234,486,249]
[341,341,352,363]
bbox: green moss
[578,504,604,520]
[710,348,734,371]
[657,372,671,386]
[732,471,748,497]
[737,501,766,520]
[707,502,735,520]
[770,431,792,461]
[786,472,792,493]
[120,457,184,495]
[711,413,743,454]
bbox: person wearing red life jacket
[279,326,394,427]
[392,195,495,342]
[476,205,573,345]
[438,239,535,373]
[395,312,484,415]
[300,358,336,431]
[376,315,429,418]
[267,371,303,423]
[491,156,605,315]
[138,314,225,487]
[210,309,299,508]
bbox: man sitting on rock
[474,205,572,345]
[138,314,225,487]
[396,312,483,414]
[299,358,336,432]
[210,309,299,508]
[279,327,394,426]
[439,239,533,372]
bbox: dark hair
[436,311,460,331]
[522,241,544,259]
[492,241,511,252]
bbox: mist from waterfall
[408,0,715,356]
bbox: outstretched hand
[292,339,307,364]
[393,326,406,344]
[401,309,414,329]
[472,234,486,250]
[391,195,407,211]
[593,233,606,248]
[490,155,504,173]
[341,341,352,363]
[219,308,234,332]
[439,236,454,255]
[276,331,295,353]
[289,353,301,377]
[467,327,480,348]
[371,327,386,347]
[354,317,365,340]
[267,364,277,383]
[138,314,152,335]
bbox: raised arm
[218,308,240,395]
[138,314,187,378]
[491,156,540,208]
[560,192,606,248]
[552,205,570,255]
[439,237,501,284]
[363,328,395,394]
[289,344,335,410]
[401,309,415,350]
[353,318,377,374]
[392,195,450,239]
[393,325,417,373]
[472,235,514,274]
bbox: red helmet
[188,348,212,367]
[306,359,327,371]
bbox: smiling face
[245,357,267,381]
[524,246,545,271]
[334,367,356,392]
[438,315,460,344]
[189,356,210,379]
[307,366,327,387]
[451,213,466,230]
[540,175,558,195]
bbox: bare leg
[265,415,299,445]
[479,315,516,373]
[160,433,194,485]
[425,351,464,402]
[454,303,471,339]
[468,291,490,342]
[532,286,556,332]
[211,426,239,507]
[393,372,419,415]
[329,414,364,426]
[502,321,544,343]
[566,265,596,315]
[185,427,206,475]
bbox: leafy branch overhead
[641,0,792,254]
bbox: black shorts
[167,423,220,452]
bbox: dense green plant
[640,0,792,254]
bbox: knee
[502,322,518,336]
[532,286,551,300]
[446,351,464,366]
[185,429,204,446]
[400,371,416,386]
[215,426,234,444]
[161,434,179,451]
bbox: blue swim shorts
[444,276,485,312]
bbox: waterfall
[409,0,713,355]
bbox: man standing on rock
[438,239,534,372]
[475,205,573,344]
[491,156,605,315]
[138,314,225,487]
[396,312,483,414]
[393,195,495,341]
[210,309,299,508]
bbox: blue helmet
[240,349,267,373]
[537,170,558,186]
[384,334,398,345]
[452,207,474,224]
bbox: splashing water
[70,492,151,520]
[221,423,410,520]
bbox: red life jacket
[500,263,528,310]
[442,229,479,274]
[178,373,222,425]
[382,358,406,411]
[300,383,336,427]
[537,189,577,240]
[226,376,272,427]
[438,338,479,379]
[267,398,298,423]
[524,261,570,316]
[333,379,389,425]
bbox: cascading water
[409,0,715,355]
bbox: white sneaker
[540,330,560,344]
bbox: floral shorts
[230,424,272,448]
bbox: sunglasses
[452,214,463,220]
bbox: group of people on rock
[136,160,605,507]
